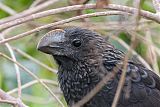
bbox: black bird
[37,27,160,107]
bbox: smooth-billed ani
[37,27,160,107]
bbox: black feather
[37,27,160,107]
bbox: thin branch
[0,52,65,107]
[0,0,57,37]
[128,31,160,63]
[72,25,140,107]
[12,47,57,73]
[111,35,135,107]
[0,0,59,25]
[120,30,160,76]
[0,34,22,98]
[30,0,46,8]
[0,11,127,44]
[60,20,151,30]
[111,36,152,70]
[0,2,16,15]
[0,99,17,106]
[154,46,160,57]
[112,1,140,106]
[73,47,137,107]
[145,29,159,74]
[0,89,28,107]
[8,79,58,95]
[0,4,159,30]
[20,94,53,104]
[0,4,22,99]
[73,66,118,107]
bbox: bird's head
[37,27,108,67]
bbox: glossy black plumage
[37,27,160,107]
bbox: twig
[7,79,58,95]
[0,89,28,107]
[0,99,17,106]
[111,33,136,107]
[30,0,46,8]
[0,52,65,107]
[145,29,159,74]
[19,93,54,104]
[0,34,22,98]
[0,4,22,99]
[0,4,159,30]
[12,47,58,73]
[111,36,152,70]
[128,30,160,77]
[0,0,59,25]
[0,11,127,44]
[111,1,141,107]
[73,67,118,107]
[111,36,135,107]
[125,31,160,70]
[0,2,16,15]
[61,20,151,30]
[73,46,137,107]
[154,46,160,57]
[0,0,58,37]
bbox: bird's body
[37,27,160,107]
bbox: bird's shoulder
[102,47,160,106]
[116,61,160,107]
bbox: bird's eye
[72,39,81,47]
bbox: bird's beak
[37,29,66,54]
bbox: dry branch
[145,29,159,74]
[0,11,126,44]
[111,36,152,70]
[0,4,159,31]
[0,89,28,107]
[0,1,160,107]
[0,2,16,15]
[0,0,59,25]
[0,2,22,99]
[12,47,58,73]
[7,79,58,95]
[112,1,141,106]
[0,52,65,107]
[0,34,22,99]
[73,67,117,107]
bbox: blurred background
[0,0,160,107]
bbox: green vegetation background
[0,0,160,107]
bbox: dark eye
[72,39,81,47]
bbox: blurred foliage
[0,0,160,107]
[3,0,33,11]
[0,0,33,18]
